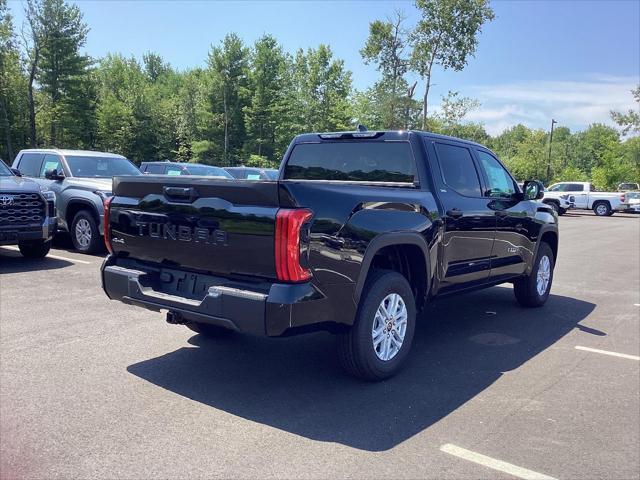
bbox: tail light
[103,196,114,254]
[620,194,626,202]
[275,208,313,282]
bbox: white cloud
[463,76,638,135]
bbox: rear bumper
[615,203,640,212]
[101,256,353,336]
[0,217,57,245]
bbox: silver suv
[12,149,140,253]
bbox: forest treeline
[1,0,638,189]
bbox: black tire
[514,242,554,308]
[18,239,51,258]
[593,201,611,216]
[185,322,234,338]
[337,270,416,381]
[546,201,560,214]
[70,210,102,254]
[558,207,567,216]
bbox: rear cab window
[433,143,482,197]
[284,141,417,185]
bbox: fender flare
[65,199,101,231]
[353,232,431,304]
[531,225,559,271]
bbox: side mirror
[45,169,65,180]
[10,168,21,177]
[523,180,544,200]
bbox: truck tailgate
[109,176,279,279]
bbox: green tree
[243,35,287,161]
[410,0,494,128]
[361,11,413,128]
[610,85,640,136]
[207,33,249,164]
[37,0,93,146]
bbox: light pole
[546,119,557,184]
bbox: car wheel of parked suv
[18,239,51,258]
[337,270,416,381]
[514,242,554,308]
[71,210,102,254]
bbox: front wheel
[337,270,416,381]
[71,210,102,254]
[18,239,51,258]
[514,242,554,308]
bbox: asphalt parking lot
[1,212,639,480]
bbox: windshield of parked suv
[65,156,141,178]
[0,161,12,176]
[184,165,233,178]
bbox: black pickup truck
[101,130,558,380]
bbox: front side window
[567,184,585,192]
[144,164,165,174]
[0,161,12,176]
[476,150,516,198]
[284,141,416,184]
[65,156,140,178]
[40,154,64,177]
[17,153,44,177]
[434,143,482,197]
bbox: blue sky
[8,0,640,135]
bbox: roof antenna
[356,124,368,132]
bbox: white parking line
[1,246,92,265]
[440,444,557,480]
[575,346,640,361]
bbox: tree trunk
[421,72,432,131]
[0,97,14,161]
[28,48,39,147]
[223,90,229,164]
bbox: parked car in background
[140,161,234,179]
[101,130,558,380]
[616,191,640,213]
[224,166,278,180]
[617,182,639,192]
[544,182,622,216]
[12,149,141,254]
[0,160,57,258]
[519,181,573,215]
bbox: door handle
[446,208,464,219]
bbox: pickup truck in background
[0,160,57,258]
[616,191,640,213]
[12,149,141,253]
[101,130,558,380]
[544,181,623,216]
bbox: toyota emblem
[0,194,15,206]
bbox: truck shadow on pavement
[127,286,596,452]
[0,250,73,273]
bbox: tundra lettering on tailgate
[135,221,228,245]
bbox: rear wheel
[558,207,567,216]
[18,239,51,258]
[546,201,559,214]
[185,322,234,338]
[71,210,102,254]
[593,202,611,216]
[337,270,416,381]
[514,242,554,307]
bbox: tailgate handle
[163,186,199,202]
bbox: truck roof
[293,130,486,148]
[17,148,125,158]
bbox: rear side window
[434,143,482,197]
[144,164,165,174]
[284,142,416,184]
[17,152,44,177]
[567,184,585,192]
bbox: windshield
[0,161,12,176]
[185,165,233,178]
[66,155,141,178]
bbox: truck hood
[66,177,113,192]
[0,175,41,192]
